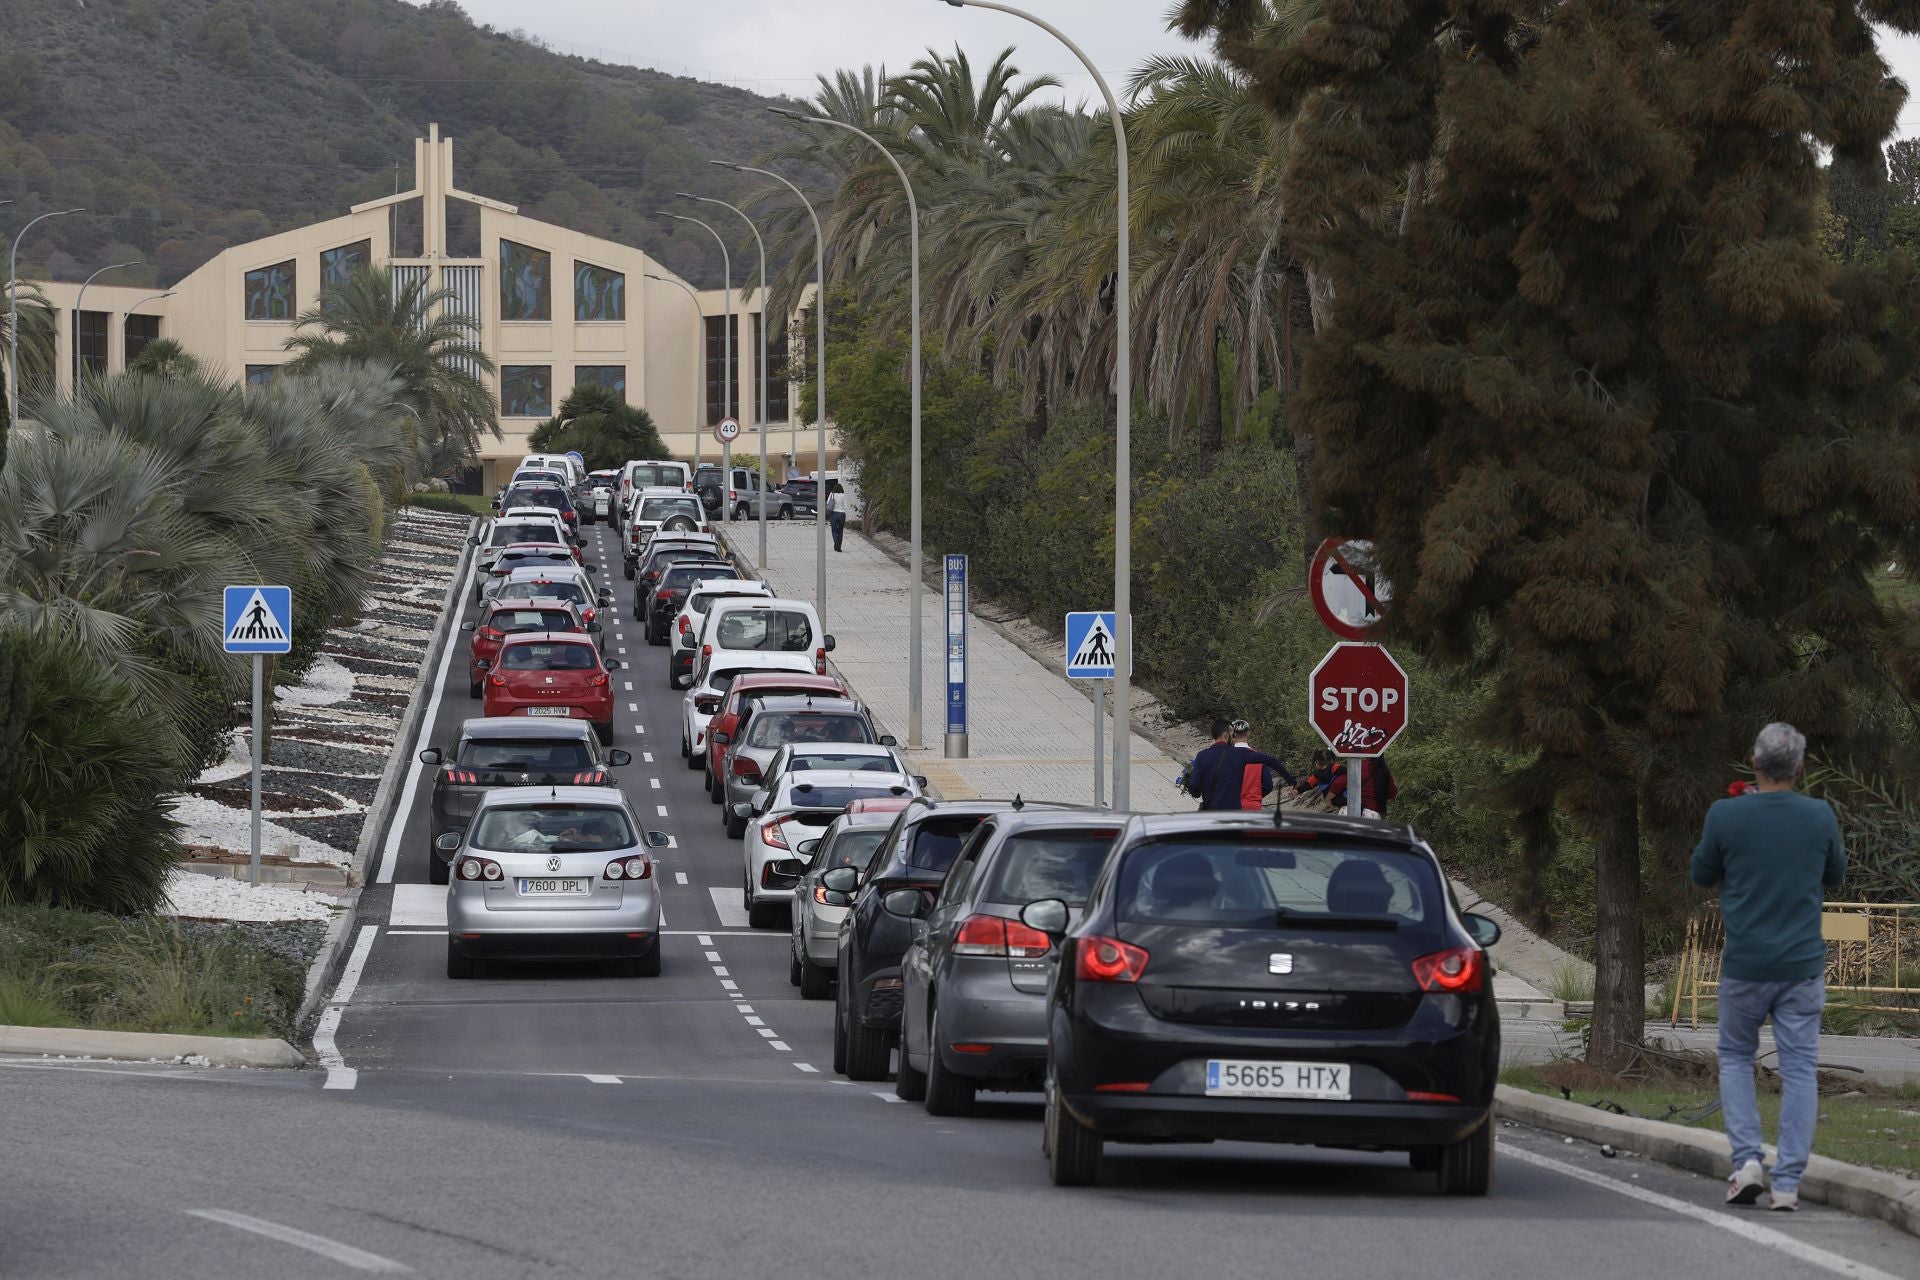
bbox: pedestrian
[1181,719,1232,806]
[1197,719,1296,812]
[786,460,801,483]
[1326,756,1396,818]
[826,487,846,551]
[1691,722,1845,1212]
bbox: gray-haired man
[1690,722,1846,1212]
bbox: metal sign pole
[1347,757,1362,817]
[250,654,264,886]
[1093,682,1106,809]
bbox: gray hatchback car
[893,809,1123,1113]
[788,809,902,999]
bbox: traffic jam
[418,451,1503,1191]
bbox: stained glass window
[500,240,551,321]
[574,366,625,397]
[244,261,295,321]
[320,240,371,305]
[574,263,625,321]
[501,366,552,417]
[245,365,278,386]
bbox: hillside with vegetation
[0,0,820,289]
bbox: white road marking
[712,966,730,977]
[582,1074,621,1084]
[770,1041,791,1051]
[706,888,751,929]
[389,884,449,929]
[656,804,668,817]
[649,777,661,789]
[744,1016,765,1026]
[676,871,689,885]
[618,646,627,655]
[384,929,447,936]
[624,681,633,691]
[664,930,781,938]
[1502,1146,1907,1280]
[313,924,379,1091]
[795,1063,819,1073]
[629,702,639,712]
[756,1028,778,1039]
[186,1209,410,1273]
[643,752,655,763]
[635,724,645,734]
[375,545,477,884]
[704,951,722,962]
[721,980,738,991]
[873,1092,900,1103]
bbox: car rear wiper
[548,843,606,853]
[1275,909,1399,930]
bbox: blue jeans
[1718,976,1825,1192]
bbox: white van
[694,596,834,679]
[522,453,584,488]
[620,459,693,515]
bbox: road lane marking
[582,1074,621,1084]
[756,1028,778,1039]
[705,951,722,962]
[390,884,449,928]
[314,924,379,1091]
[385,929,446,936]
[736,1004,754,1013]
[643,752,654,763]
[721,979,738,990]
[795,1063,819,1073]
[873,1092,900,1103]
[1501,1147,1906,1280]
[629,702,639,712]
[744,1015,765,1026]
[658,929,783,937]
[649,778,661,789]
[712,966,730,977]
[186,1209,410,1274]
[770,1041,791,1051]
[676,871,689,885]
[376,543,478,884]
[618,646,627,654]
[656,804,668,817]
[624,681,633,691]
[696,933,713,945]
[706,888,751,928]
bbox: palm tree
[282,265,499,474]
[0,283,58,463]
[126,337,202,379]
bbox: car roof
[474,785,627,811]
[730,672,844,692]
[897,796,1079,821]
[780,771,914,799]
[783,742,894,756]
[713,596,815,612]
[498,508,564,521]
[498,630,598,647]
[978,810,1128,836]
[1121,809,1423,847]
[637,485,693,496]
[836,806,911,826]
[502,563,588,579]
[747,695,864,715]
[459,716,595,740]
[689,579,763,594]
[487,597,579,613]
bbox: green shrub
[407,491,488,517]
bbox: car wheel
[445,938,476,980]
[428,852,449,886]
[789,945,803,987]
[895,1043,927,1102]
[1046,1074,1102,1186]
[734,503,749,521]
[1409,1147,1441,1172]
[725,810,747,840]
[798,951,833,1000]
[1436,1115,1493,1196]
[622,562,634,580]
[468,679,481,699]
[679,727,691,758]
[633,942,662,978]
[685,742,704,770]
[832,978,850,1075]
[597,721,615,746]
[747,898,783,929]
[843,1013,891,1082]
[708,771,723,802]
[923,1003,976,1116]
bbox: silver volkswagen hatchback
[442,786,668,979]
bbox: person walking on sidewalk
[826,487,845,552]
[1182,719,1232,806]
[1197,719,1296,812]
[1690,721,1846,1212]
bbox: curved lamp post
[644,273,706,492]
[656,212,732,509]
[7,206,84,434]
[73,259,142,383]
[769,106,925,751]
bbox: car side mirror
[824,635,836,653]
[645,830,671,848]
[585,563,599,574]
[434,831,463,852]
[821,866,860,893]
[913,775,928,788]
[795,838,820,857]
[459,621,476,632]
[1463,912,1501,948]
[713,731,731,745]
[608,749,632,766]
[882,888,927,920]
[475,658,490,670]
[730,801,754,819]
[598,590,615,606]
[589,622,603,634]
[604,659,621,670]
[672,673,692,690]
[417,747,444,765]
[679,633,696,649]
[467,535,479,546]
[1020,897,1070,938]
[879,734,897,748]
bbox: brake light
[443,767,479,784]
[1411,946,1485,994]
[678,615,690,634]
[582,606,596,624]
[732,756,761,779]
[759,819,790,850]
[489,674,506,687]
[590,672,609,687]
[478,626,504,642]
[1075,935,1149,983]
[570,770,608,785]
[815,646,827,675]
[604,856,652,880]
[458,856,505,882]
[1406,1091,1462,1102]
[953,915,1053,958]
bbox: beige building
[26,126,831,490]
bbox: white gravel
[274,654,356,706]
[169,795,358,867]
[161,869,339,921]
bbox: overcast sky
[431,2,1920,137]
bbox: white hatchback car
[669,581,773,688]
[678,651,814,767]
[697,596,833,678]
[735,769,919,929]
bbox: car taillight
[814,646,827,675]
[952,915,1052,958]
[582,606,596,624]
[695,695,720,713]
[759,819,790,850]
[678,615,690,634]
[590,672,609,687]
[571,770,608,784]
[478,626,504,642]
[1411,946,1485,994]
[1075,935,1148,983]
[731,756,760,779]
[702,643,712,657]
[604,856,652,880]
[488,674,506,687]
[459,857,504,882]
[443,767,479,784]
[812,884,833,905]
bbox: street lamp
[769,106,925,752]
[678,190,770,569]
[712,159,830,635]
[644,273,705,498]
[942,0,1134,808]
[124,290,176,368]
[657,211,733,523]
[6,206,84,435]
[73,259,142,383]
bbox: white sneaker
[1769,1190,1798,1212]
[1726,1159,1767,1206]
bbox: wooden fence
[1669,901,1919,1028]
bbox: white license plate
[517,878,590,895]
[524,706,573,717]
[1205,1060,1350,1100]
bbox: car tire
[725,811,747,840]
[843,1013,890,1083]
[895,1046,927,1102]
[798,951,833,1000]
[679,727,691,758]
[734,503,749,521]
[1409,1146,1441,1172]
[789,945,803,987]
[708,772,723,802]
[468,679,482,699]
[428,853,449,886]
[923,1005,976,1117]
[622,562,634,581]
[747,898,782,929]
[685,743,704,770]
[1046,1075,1102,1186]
[633,943,662,978]
[1436,1115,1493,1196]
[597,721,615,746]
[832,979,850,1074]
[445,939,476,980]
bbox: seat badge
[1269,953,1293,974]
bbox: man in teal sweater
[1691,722,1846,1212]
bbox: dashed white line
[712,966,731,977]
[649,777,661,789]
[736,1005,754,1014]
[643,752,654,763]
[704,950,722,962]
[744,1015,765,1026]
[676,871,689,885]
[186,1209,410,1274]
[756,1028,778,1039]
[618,646,627,654]
[623,681,633,691]
[720,979,738,991]
[795,1063,819,1073]
[873,1092,901,1103]
[770,1041,791,1052]
[696,934,713,945]
[656,804,668,817]
[582,1074,621,1085]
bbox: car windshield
[980,831,1118,907]
[784,784,902,810]
[646,549,717,574]
[786,751,896,773]
[515,581,589,607]
[715,608,813,652]
[469,804,634,852]
[661,564,735,591]
[1115,840,1436,927]
[905,815,987,873]
[491,523,559,547]
[458,739,594,770]
[745,712,871,748]
[629,465,684,488]
[501,642,599,671]
[506,486,571,510]
[488,609,576,633]
[639,497,702,522]
[815,828,887,871]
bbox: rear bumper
[448,930,658,961]
[1064,1093,1488,1149]
[932,976,1050,1085]
[482,701,613,727]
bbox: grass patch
[1544,960,1596,1004]
[405,492,490,518]
[0,904,315,1040]
[1503,1061,1920,1176]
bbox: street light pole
[770,107,924,751]
[72,259,142,384]
[657,212,732,516]
[943,0,1133,807]
[644,273,706,500]
[712,160,830,635]
[679,192,769,569]
[6,207,84,435]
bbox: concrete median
[0,1024,306,1069]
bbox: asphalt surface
[7,516,1920,1279]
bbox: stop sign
[1308,643,1409,758]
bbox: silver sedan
[443,786,668,979]
[788,810,899,998]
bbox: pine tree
[1179,0,1920,1065]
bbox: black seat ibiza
[1024,811,1501,1192]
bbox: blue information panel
[1064,611,1118,679]
[945,554,967,736]
[223,585,294,654]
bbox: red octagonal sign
[1309,642,1409,758]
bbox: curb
[294,891,362,1037]
[0,1024,305,1069]
[1495,1084,1920,1239]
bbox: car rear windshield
[469,805,634,853]
[1115,839,1438,927]
[904,815,989,874]
[501,642,599,671]
[629,465,685,489]
[746,712,871,748]
[491,523,559,546]
[787,751,897,773]
[505,486,571,510]
[515,582,588,607]
[980,830,1120,907]
[784,785,902,810]
[661,564,735,591]
[488,609,576,633]
[647,549,718,573]
[458,739,594,770]
[815,828,887,871]
[639,496,703,522]
[715,608,813,652]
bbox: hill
[0,0,824,290]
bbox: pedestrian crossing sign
[1064,611,1119,679]
[223,585,294,654]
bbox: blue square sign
[1064,611,1118,679]
[223,585,294,654]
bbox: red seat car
[704,672,849,799]
[461,598,591,698]
[482,632,622,744]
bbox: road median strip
[0,1024,305,1069]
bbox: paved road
[6,517,1920,1279]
